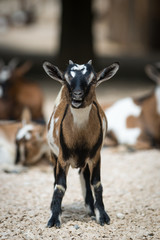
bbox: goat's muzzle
[72,90,83,108]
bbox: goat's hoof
[86,205,95,217]
[89,211,95,217]
[99,212,110,226]
[47,216,61,228]
[95,209,110,226]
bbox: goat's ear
[96,62,119,86]
[43,62,64,84]
[8,58,19,71]
[14,61,32,77]
[145,64,160,84]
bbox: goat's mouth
[71,99,82,108]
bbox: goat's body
[48,86,107,168]
[0,99,12,120]
[105,86,160,149]
[8,80,44,121]
[43,60,119,228]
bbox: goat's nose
[73,90,83,98]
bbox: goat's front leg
[91,155,110,226]
[47,160,67,228]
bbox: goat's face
[15,124,46,165]
[43,60,119,108]
[64,61,97,108]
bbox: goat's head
[15,123,46,165]
[43,60,119,108]
[145,62,160,86]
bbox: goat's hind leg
[91,156,110,226]
[79,164,95,216]
[50,152,58,187]
[47,160,67,228]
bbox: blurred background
[1,2,160,237]
[0,0,160,111]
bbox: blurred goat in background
[0,58,44,122]
[15,108,48,166]
[103,63,160,150]
[0,108,49,170]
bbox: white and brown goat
[0,109,48,167]
[103,63,160,150]
[43,60,119,227]
[0,59,44,122]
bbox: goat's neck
[70,104,92,128]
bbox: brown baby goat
[43,60,119,227]
[0,109,48,167]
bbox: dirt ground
[0,81,160,240]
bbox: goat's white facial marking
[155,86,160,115]
[69,64,87,80]
[71,64,87,75]
[70,104,91,128]
[70,64,87,78]
[16,124,34,140]
[70,71,76,78]
[0,86,3,97]
[105,98,141,145]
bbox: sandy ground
[0,148,160,240]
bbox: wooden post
[57,0,94,68]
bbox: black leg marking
[79,164,95,216]
[91,159,110,226]
[47,162,67,228]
